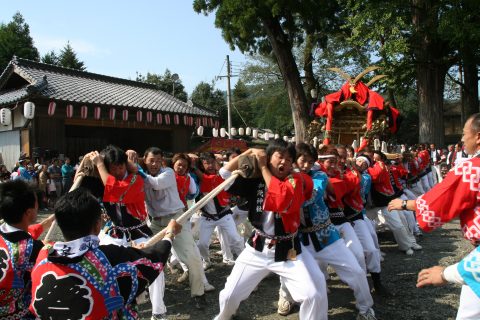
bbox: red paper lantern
[165,114,171,125]
[136,110,143,122]
[109,108,116,120]
[66,104,73,118]
[156,113,163,124]
[183,115,188,125]
[122,109,129,121]
[48,101,56,116]
[146,111,152,123]
[174,114,180,125]
[94,107,101,120]
[80,105,88,119]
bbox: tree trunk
[463,59,479,118]
[412,0,450,146]
[262,16,309,143]
[303,33,317,105]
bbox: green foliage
[136,69,188,102]
[41,50,59,65]
[190,81,225,117]
[233,56,294,135]
[58,42,86,71]
[0,12,39,71]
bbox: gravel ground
[38,212,471,320]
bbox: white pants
[410,182,425,197]
[402,188,417,200]
[197,214,245,264]
[353,219,381,273]
[335,222,367,273]
[303,239,373,313]
[378,207,417,251]
[218,206,249,261]
[427,170,435,188]
[420,174,431,192]
[215,244,327,320]
[399,194,421,235]
[433,165,443,183]
[457,285,480,319]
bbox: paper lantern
[156,113,163,124]
[146,111,153,123]
[374,139,381,151]
[231,127,237,136]
[66,104,73,118]
[183,115,188,125]
[212,128,218,137]
[0,108,11,126]
[174,114,180,125]
[283,136,289,142]
[94,107,101,120]
[165,114,171,125]
[202,117,208,126]
[195,117,201,127]
[209,118,214,127]
[136,110,143,122]
[122,109,129,121]
[381,141,388,153]
[313,136,319,148]
[246,127,251,136]
[274,134,280,140]
[214,120,219,129]
[238,127,245,136]
[352,139,359,150]
[252,129,258,139]
[197,126,204,136]
[24,101,35,119]
[80,105,88,119]
[264,132,270,141]
[109,108,116,121]
[220,128,226,138]
[48,101,56,116]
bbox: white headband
[356,156,371,167]
[317,155,336,160]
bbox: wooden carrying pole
[145,170,241,247]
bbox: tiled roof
[0,57,216,117]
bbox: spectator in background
[454,142,468,166]
[47,158,62,198]
[16,156,32,181]
[38,165,49,211]
[61,157,74,194]
[446,144,455,169]
[0,164,10,182]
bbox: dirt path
[37,213,471,320]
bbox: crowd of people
[0,114,479,320]
[0,156,78,208]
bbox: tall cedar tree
[0,12,39,70]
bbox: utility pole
[226,55,232,139]
[217,55,237,139]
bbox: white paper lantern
[374,139,381,151]
[352,140,359,150]
[212,128,218,137]
[246,127,252,136]
[381,141,388,153]
[238,127,245,136]
[274,134,280,140]
[24,101,35,119]
[252,129,258,139]
[197,126,204,136]
[0,108,12,126]
[283,136,289,142]
[264,133,270,141]
[231,127,237,136]
[291,137,296,143]
[313,136,319,148]
[220,128,226,138]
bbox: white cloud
[33,34,111,57]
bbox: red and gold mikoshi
[312,66,400,152]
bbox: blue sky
[1,1,248,94]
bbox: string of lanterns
[196,125,296,143]
[1,101,218,128]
